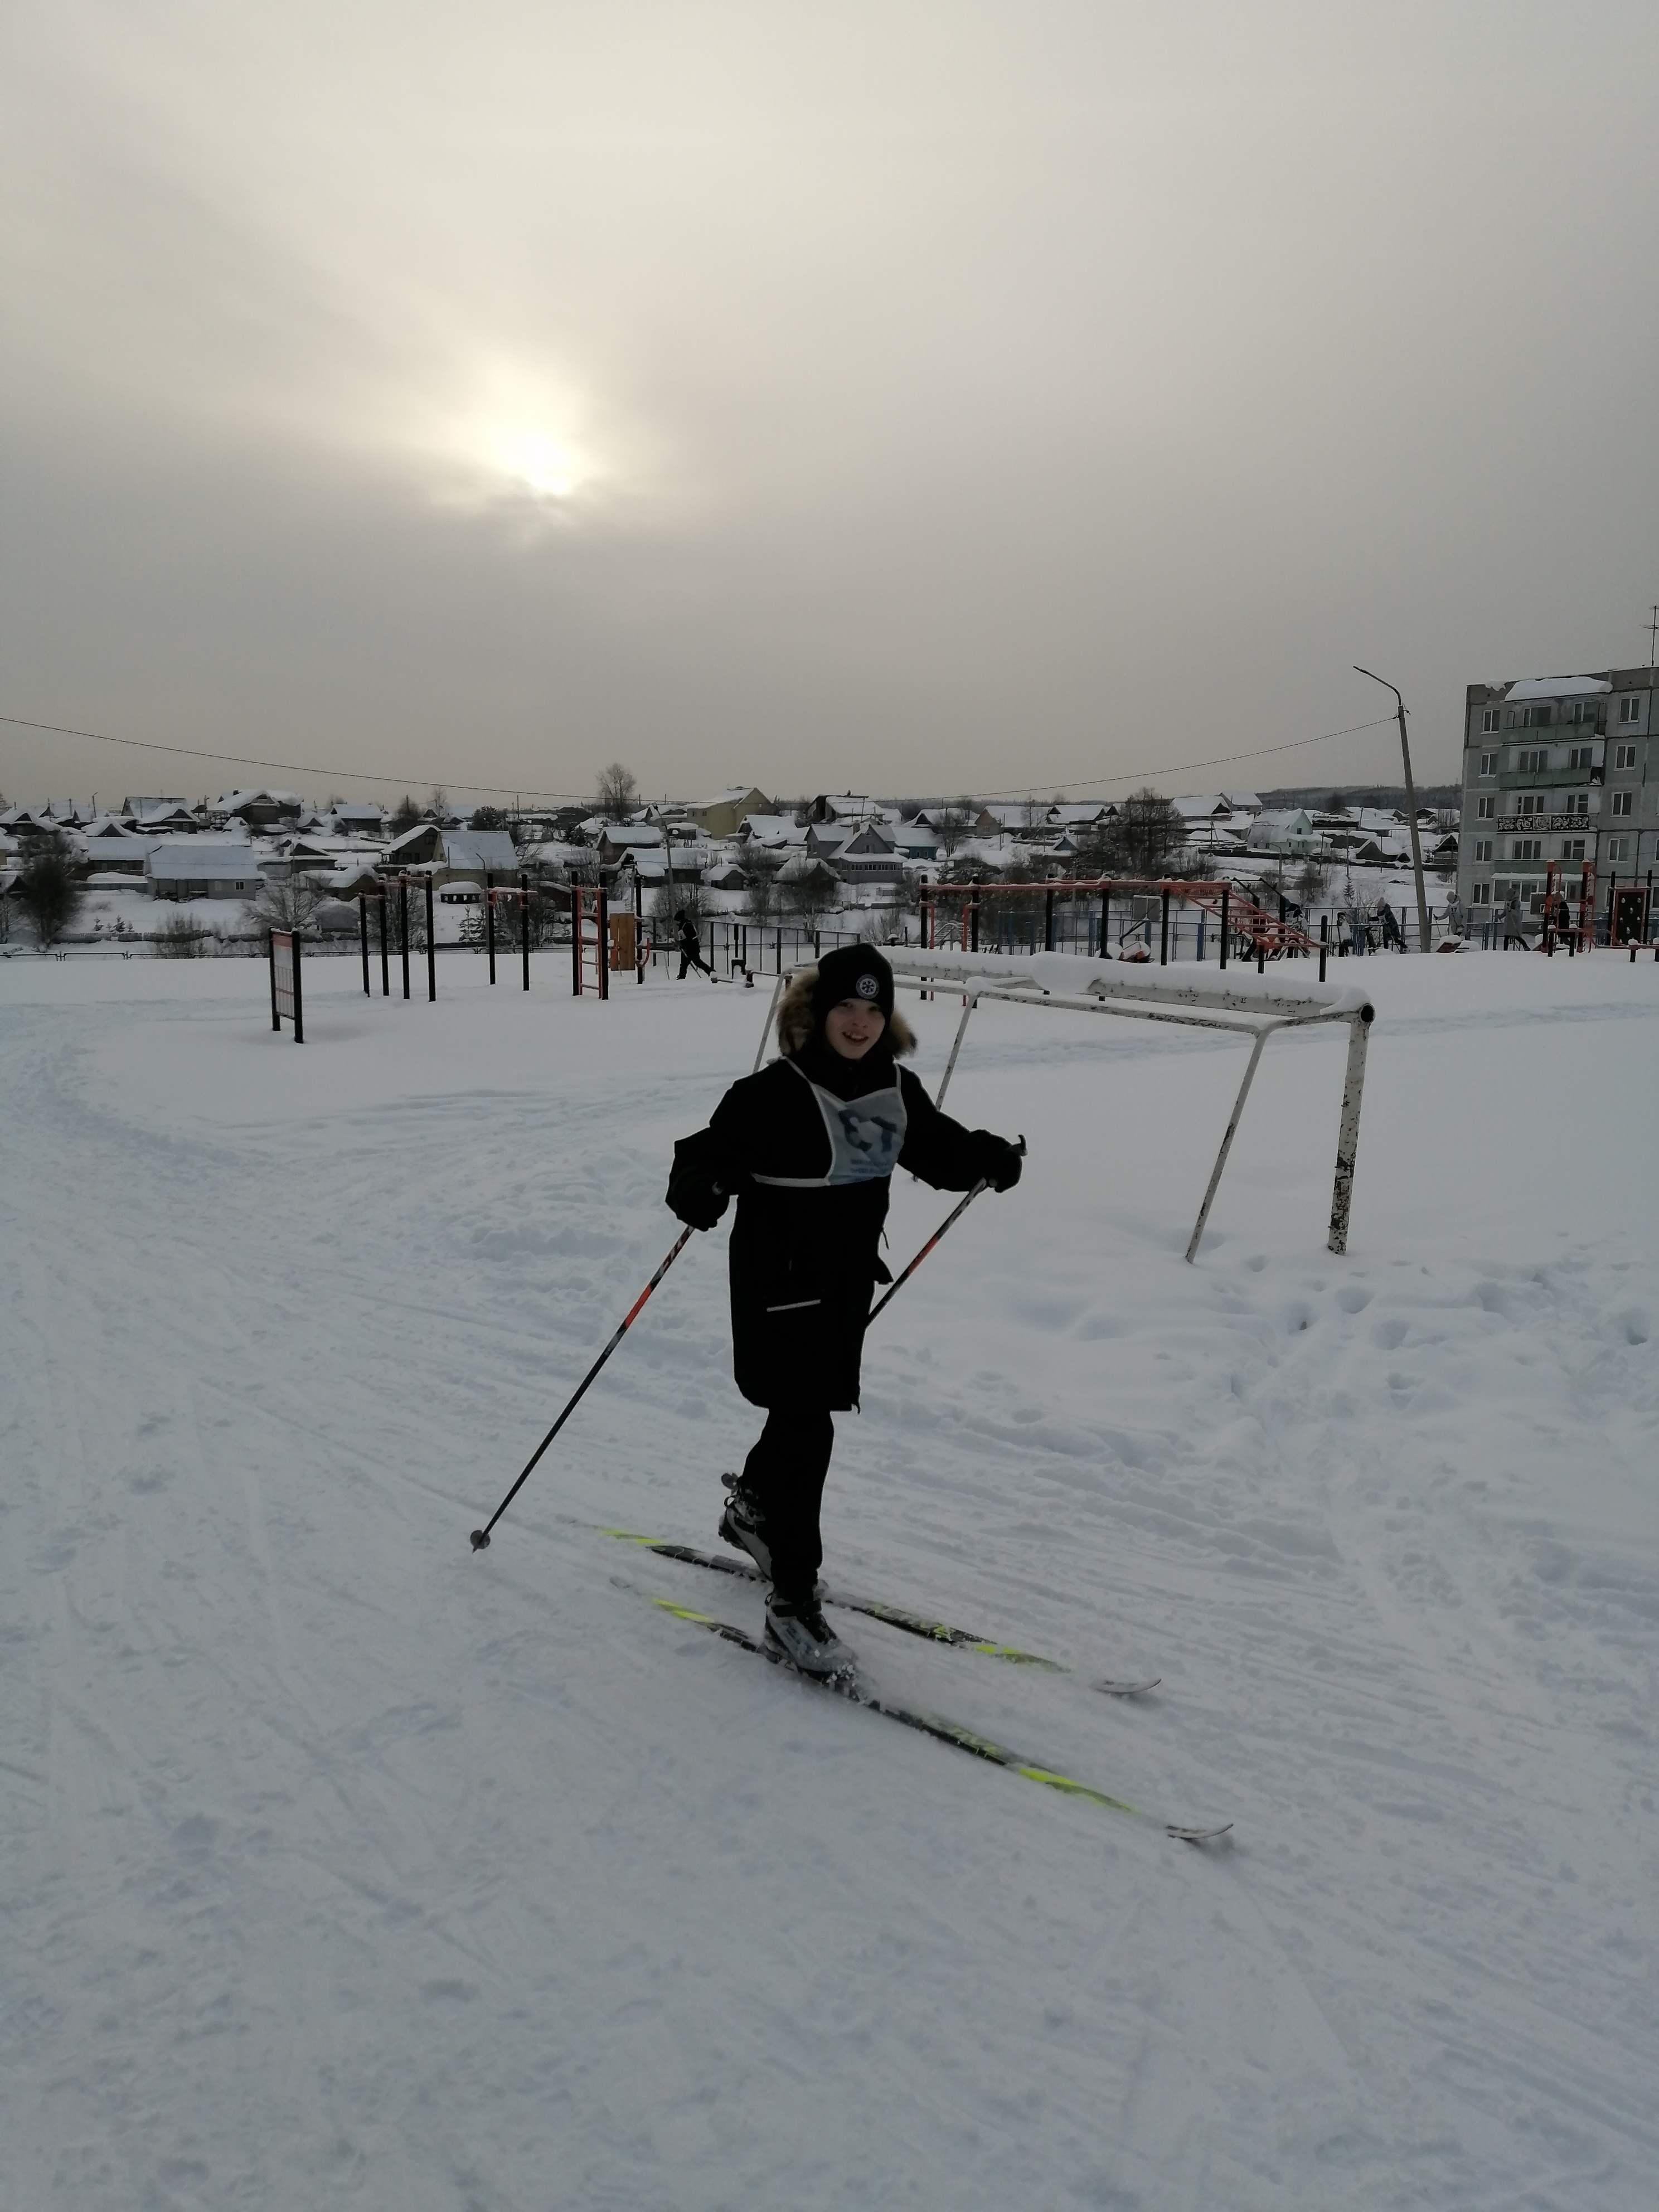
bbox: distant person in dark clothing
[676,909,714,979]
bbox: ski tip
[1166,1822,1233,1845]
[1091,1676,1161,1697]
[469,1528,491,1551]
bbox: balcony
[1496,764,1601,790]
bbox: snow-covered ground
[2,950,1655,2210]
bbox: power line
[971,714,1400,801]
[3,702,1403,810]
[0,714,590,803]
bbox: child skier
[666,944,1023,1675]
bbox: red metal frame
[917,877,1322,961]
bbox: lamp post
[1355,666,1432,953]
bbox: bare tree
[595,763,638,818]
[933,799,975,860]
[741,851,784,922]
[469,804,509,831]
[152,911,211,958]
[783,861,841,924]
[250,874,324,933]
[1106,789,1186,879]
[650,877,706,921]
[390,793,421,834]
[13,836,85,946]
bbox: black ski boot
[763,1590,857,1679]
[718,1471,773,1579]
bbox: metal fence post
[597,884,609,1000]
[359,895,370,995]
[1159,885,1170,966]
[426,875,436,1001]
[486,871,496,983]
[400,876,410,999]
[268,929,280,1030]
[520,872,530,990]
[1219,882,1229,971]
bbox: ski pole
[866,1136,1025,1327]
[470,1223,697,1550]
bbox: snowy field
[2,948,1655,2211]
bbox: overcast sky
[3,1,1657,809]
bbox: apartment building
[1457,667,1655,929]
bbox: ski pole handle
[867,1136,1024,1327]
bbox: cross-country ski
[632,1587,1227,1841]
[595,1527,1162,1691]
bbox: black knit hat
[811,943,895,1028]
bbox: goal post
[753,945,1375,1259]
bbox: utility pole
[1355,666,1432,953]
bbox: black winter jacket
[669,1039,987,1410]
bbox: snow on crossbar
[754,948,1375,1259]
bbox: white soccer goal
[755,947,1375,1260]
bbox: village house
[144,838,263,900]
[680,787,773,838]
[211,788,303,832]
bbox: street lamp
[1355,666,1432,953]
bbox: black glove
[970,1132,1023,1192]
[668,1166,729,1231]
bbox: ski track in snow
[1,952,1655,2210]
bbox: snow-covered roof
[1505,675,1612,700]
[215,787,302,810]
[736,814,807,845]
[442,830,520,871]
[697,786,769,809]
[144,842,263,880]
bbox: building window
[1611,789,1633,817]
[1476,794,1495,819]
[1478,750,1497,777]
[1516,747,1549,775]
[1520,705,1553,729]
[1606,837,1627,863]
[1569,790,1588,815]
[1519,794,1545,817]
[1474,839,1493,861]
[1618,696,1641,725]
[1473,882,1490,904]
[1614,743,1637,772]
[1481,707,1501,734]
[1512,837,1542,860]
[1561,838,1585,860]
[1568,745,1593,770]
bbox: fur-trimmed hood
[777,967,915,1060]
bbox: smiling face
[823,998,886,1061]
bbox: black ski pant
[740,1406,835,1599]
[678,949,713,978]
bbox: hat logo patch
[855,973,879,998]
